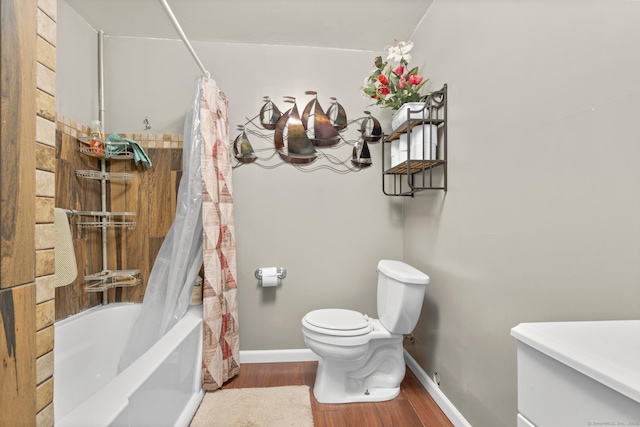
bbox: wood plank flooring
[217,362,453,427]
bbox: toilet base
[310,337,406,404]
[313,383,400,404]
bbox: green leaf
[415,80,428,91]
[362,86,376,96]
[389,73,399,87]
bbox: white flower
[387,41,413,63]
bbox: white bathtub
[54,303,204,427]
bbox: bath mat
[190,385,314,427]
[54,208,77,287]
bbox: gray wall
[83,35,404,350]
[403,1,640,426]
[56,0,98,125]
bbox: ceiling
[63,0,433,51]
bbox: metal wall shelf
[84,269,141,292]
[384,159,446,175]
[382,84,448,196]
[78,137,134,160]
[75,170,135,181]
[76,137,141,302]
[75,211,137,230]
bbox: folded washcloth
[105,133,153,168]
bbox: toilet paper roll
[261,267,278,287]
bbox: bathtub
[54,303,204,427]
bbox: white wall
[101,37,404,350]
[56,0,98,125]
[404,1,640,426]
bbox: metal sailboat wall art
[232,126,257,163]
[259,96,282,130]
[351,139,371,167]
[234,91,376,171]
[326,97,347,132]
[274,97,317,164]
[360,111,382,143]
[301,91,340,147]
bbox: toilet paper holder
[255,267,287,280]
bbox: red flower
[394,65,405,75]
[379,87,390,96]
[399,77,407,89]
[377,74,389,85]
[408,74,423,85]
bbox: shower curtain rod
[159,0,210,78]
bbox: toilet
[301,259,429,404]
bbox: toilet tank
[376,260,429,334]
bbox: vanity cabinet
[76,137,141,303]
[382,84,447,196]
[511,321,640,427]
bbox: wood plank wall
[1,1,182,423]
[55,121,183,319]
[0,1,183,423]
[1,0,57,425]
[34,2,58,425]
[0,0,37,291]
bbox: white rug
[190,385,314,427]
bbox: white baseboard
[239,348,470,427]
[239,348,319,364]
[403,349,472,427]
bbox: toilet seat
[303,309,372,337]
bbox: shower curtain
[119,79,204,371]
[119,78,239,387]
[199,78,240,391]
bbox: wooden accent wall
[1,0,37,290]
[55,122,183,319]
[0,286,37,427]
[34,1,57,425]
[1,2,182,424]
[1,0,55,426]
[54,123,103,316]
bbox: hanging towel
[54,208,78,287]
[105,132,153,167]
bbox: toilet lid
[304,309,371,336]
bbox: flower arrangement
[362,40,428,110]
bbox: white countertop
[511,320,640,404]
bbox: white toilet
[301,259,429,404]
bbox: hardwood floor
[220,362,453,427]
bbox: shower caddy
[75,138,141,304]
[382,84,448,196]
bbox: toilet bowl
[301,260,429,404]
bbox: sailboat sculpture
[301,91,340,147]
[232,126,257,163]
[351,139,372,168]
[259,96,282,130]
[326,97,348,132]
[360,111,382,143]
[274,97,317,164]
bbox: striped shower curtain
[200,78,240,390]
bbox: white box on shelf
[408,124,438,160]
[392,102,429,131]
[391,138,408,167]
